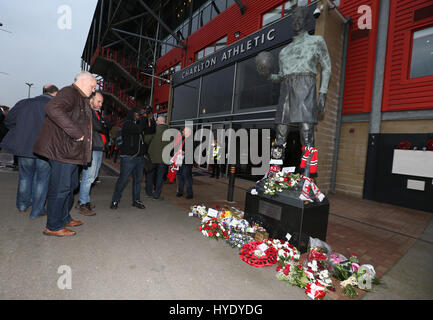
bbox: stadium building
[82,0,433,212]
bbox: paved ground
[0,151,432,300]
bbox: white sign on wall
[392,150,433,178]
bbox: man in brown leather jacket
[33,71,97,237]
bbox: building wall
[335,122,369,198]
[338,0,380,114]
[315,0,346,193]
[381,120,433,134]
[382,0,433,112]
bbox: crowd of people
[0,71,216,237]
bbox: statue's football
[255,51,274,76]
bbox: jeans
[16,156,51,218]
[46,160,78,231]
[78,150,103,205]
[145,163,168,199]
[177,164,193,196]
[112,156,145,203]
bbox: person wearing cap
[110,107,155,210]
[0,84,59,219]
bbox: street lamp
[25,82,34,98]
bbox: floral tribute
[226,232,255,249]
[190,204,207,218]
[191,204,380,300]
[239,241,278,267]
[330,254,379,299]
[265,239,300,263]
[263,172,301,196]
[198,217,229,241]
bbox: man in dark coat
[144,115,170,200]
[0,84,58,219]
[77,91,109,215]
[110,108,155,210]
[33,71,96,237]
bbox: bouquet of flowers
[303,238,335,297]
[328,252,347,273]
[226,232,254,249]
[265,239,301,264]
[263,172,301,196]
[305,280,327,300]
[198,217,229,241]
[190,204,208,218]
[332,254,379,299]
[332,254,360,281]
[220,217,250,234]
[276,261,310,289]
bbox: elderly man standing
[33,71,96,237]
[77,91,109,215]
[0,85,58,219]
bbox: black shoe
[132,200,146,209]
[186,194,193,199]
[176,193,183,197]
[110,201,119,209]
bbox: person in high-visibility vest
[211,140,221,179]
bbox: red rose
[276,265,282,272]
[199,226,202,231]
[208,231,212,236]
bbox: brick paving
[102,157,432,300]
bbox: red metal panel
[382,0,433,112]
[339,0,379,114]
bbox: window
[158,69,170,86]
[200,65,235,116]
[211,0,225,19]
[410,26,433,79]
[171,78,201,121]
[200,4,211,28]
[283,1,297,15]
[233,46,282,111]
[215,36,227,51]
[191,13,199,34]
[262,5,283,27]
[262,1,297,28]
[195,36,227,61]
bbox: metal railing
[90,45,152,88]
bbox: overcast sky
[0,0,98,107]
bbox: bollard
[227,165,236,203]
